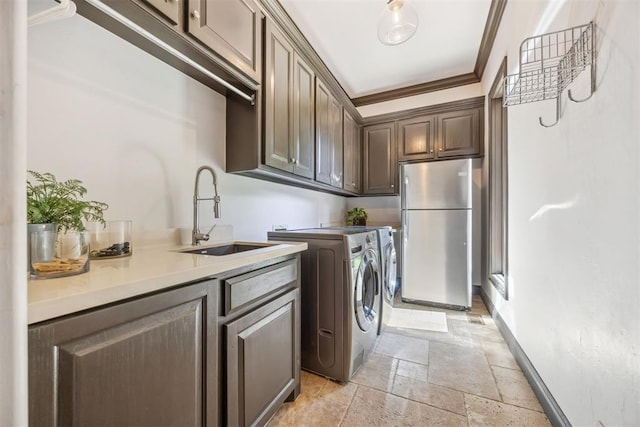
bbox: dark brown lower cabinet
[226,288,300,426]
[29,255,302,427]
[29,280,218,427]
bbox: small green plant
[27,170,108,232]
[347,207,367,226]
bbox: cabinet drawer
[223,259,297,315]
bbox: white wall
[0,1,28,425]
[27,5,346,242]
[481,0,640,425]
[346,196,401,227]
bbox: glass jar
[87,220,132,259]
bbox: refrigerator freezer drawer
[401,209,471,308]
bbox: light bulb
[377,0,419,46]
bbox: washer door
[354,249,380,332]
[384,243,397,302]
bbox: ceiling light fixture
[377,0,419,46]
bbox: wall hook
[568,63,596,103]
[539,96,561,128]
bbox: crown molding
[352,73,480,107]
[260,0,507,118]
[360,95,485,125]
[474,0,508,80]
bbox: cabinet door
[316,79,342,187]
[226,289,300,427]
[186,0,262,82]
[315,79,332,185]
[343,110,361,193]
[329,96,343,188]
[436,107,481,157]
[29,281,217,427]
[292,53,315,179]
[142,0,181,24]
[398,115,436,161]
[264,20,294,173]
[363,122,397,195]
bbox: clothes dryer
[372,227,397,335]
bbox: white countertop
[28,240,307,325]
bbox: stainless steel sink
[180,243,273,256]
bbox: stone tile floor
[268,295,550,426]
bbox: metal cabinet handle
[390,184,394,189]
[289,158,297,164]
[191,10,200,19]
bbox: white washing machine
[267,228,381,382]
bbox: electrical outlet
[272,224,288,231]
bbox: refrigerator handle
[401,169,408,210]
[402,209,409,245]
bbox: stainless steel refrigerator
[400,159,472,310]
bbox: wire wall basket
[503,22,595,127]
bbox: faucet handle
[213,195,221,218]
[193,232,210,244]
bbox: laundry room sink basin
[179,243,275,256]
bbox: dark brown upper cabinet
[263,21,314,179]
[398,115,436,161]
[397,106,483,162]
[142,0,181,25]
[264,21,294,173]
[343,110,361,193]
[76,0,261,98]
[226,18,354,196]
[315,78,343,188]
[186,0,263,82]
[292,52,315,179]
[363,122,397,195]
[330,95,344,188]
[437,108,482,157]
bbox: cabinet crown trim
[362,96,485,125]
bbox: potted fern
[347,207,368,226]
[27,171,108,278]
